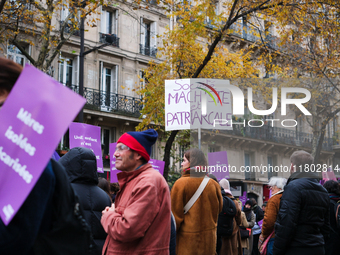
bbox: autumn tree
[136,0,340,179]
[266,2,340,164]
[0,0,103,71]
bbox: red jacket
[101,163,171,255]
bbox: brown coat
[261,191,283,240]
[171,170,223,255]
[220,194,242,255]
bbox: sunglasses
[115,144,130,152]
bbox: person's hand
[102,203,115,214]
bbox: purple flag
[110,143,119,183]
[69,123,103,173]
[149,159,165,176]
[208,151,229,180]
[0,65,85,225]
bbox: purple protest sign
[0,65,85,225]
[69,123,103,173]
[149,159,165,176]
[258,219,263,229]
[238,191,247,207]
[110,143,119,183]
[322,170,337,181]
[208,151,229,180]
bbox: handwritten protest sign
[110,141,165,182]
[165,79,232,131]
[0,65,85,225]
[208,151,229,179]
[69,123,103,173]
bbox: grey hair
[268,177,287,190]
[290,150,314,171]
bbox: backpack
[33,159,93,255]
[217,195,237,236]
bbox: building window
[100,62,118,111]
[59,56,79,86]
[7,44,29,66]
[140,18,157,57]
[101,127,116,168]
[139,70,147,99]
[267,155,277,179]
[245,152,255,180]
[100,9,119,47]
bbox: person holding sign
[0,57,91,255]
[0,58,56,254]
[101,129,171,255]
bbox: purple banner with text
[208,151,229,179]
[0,65,85,225]
[69,123,103,173]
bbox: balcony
[66,84,143,117]
[60,21,80,36]
[99,33,120,47]
[220,125,333,151]
[140,44,157,57]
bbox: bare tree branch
[11,39,36,65]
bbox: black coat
[325,197,340,255]
[273,172,330,255]
[59,147,112,255]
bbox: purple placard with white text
[69,123,103,173]
[110,143,119,183]
[239,191,247,207]
[0,65,85,225]
[149,159,165,176]
[208,151,229,179]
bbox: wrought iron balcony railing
[220,125,333,151]
[139,44,157,57]
[66,84,142,117]
[99,33,120,47]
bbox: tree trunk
[163,130,178,180]
[313,127,325,166]
[0,0,6,14]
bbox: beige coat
[239,211,250,249]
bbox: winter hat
[219,178,232,195]
[117,129,158,161]
[245,200,253,207]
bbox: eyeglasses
[115,144,130,152]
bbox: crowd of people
[1,57,340,255]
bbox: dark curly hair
[323,180,340,195]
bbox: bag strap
[183,176,210,214]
